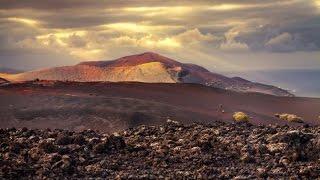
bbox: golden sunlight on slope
[0,62,176,83]
[107,62,176,83]
[0,73,17,82]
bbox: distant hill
[0,67,23,74]
[0,52,293,96]
[229,69,320,98]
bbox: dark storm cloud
[0,0,317,31]
[0,0,303,9]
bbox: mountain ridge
[0,52,293,96]
[78,52,182,68]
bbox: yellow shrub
[233,112,249,122]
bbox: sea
[225,69,320,98]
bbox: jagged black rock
[1,121,320,179]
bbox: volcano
[0,52,292,96]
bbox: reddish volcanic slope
[0,52,292,96]
[0,81,319,132]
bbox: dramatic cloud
[0,0,319,71]
[264,32,318,52]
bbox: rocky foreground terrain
[1,120,320,179]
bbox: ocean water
[225,69,320,98]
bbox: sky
[0,0,320,72]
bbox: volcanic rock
[275,113,304,123]
[1,121,320,179]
